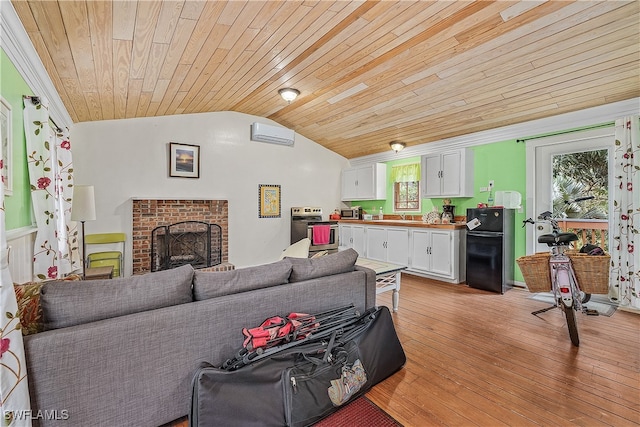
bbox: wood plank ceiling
[11,0,640,159]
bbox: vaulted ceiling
[10,0,640,159]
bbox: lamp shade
[71,185,96,221]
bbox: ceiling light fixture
[390,141,406,153]
[278,88,300,103]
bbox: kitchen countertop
[338,219,467,230]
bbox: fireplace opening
[151,221,222,272]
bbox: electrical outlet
[480,186,488,192]
[488,180,494,188]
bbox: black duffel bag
[189,305,405,427]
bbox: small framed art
[258,184,281,218]
[169,142,200,178]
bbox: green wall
[356,139,527,282]
[1,48,34,230]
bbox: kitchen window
[391,163,421,212]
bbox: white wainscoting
[7,226,36,284]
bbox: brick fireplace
[132,199,233,275]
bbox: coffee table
[355,257,406,312]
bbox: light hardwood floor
[170,274,639,426]
[368,274,640,427]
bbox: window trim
[393,180,421,212]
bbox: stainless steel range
[290,207,339,256]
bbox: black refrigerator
[465,207,515,294]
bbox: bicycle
[521,196,598,346]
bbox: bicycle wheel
[562,303,580,346]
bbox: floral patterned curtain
[611,115,640,309]
[1,124,32,425]
[23,97,77,281]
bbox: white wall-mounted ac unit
[251,122,295,146]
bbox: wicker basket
[568,252,611,294]
[516,253,551,293]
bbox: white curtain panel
[611,115,640,309]
[0,125,32,425]
[23,98,77,281]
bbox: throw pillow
[13,282,45,336]
[40,264,195,330]
[287,248,358,282]
[13,274,81,335]
[193,259,293,301]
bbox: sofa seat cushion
[40,264,194,330]
[287,248,358,282]
[193,259,292,300]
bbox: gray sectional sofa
[24,249,376,427]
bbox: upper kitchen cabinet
[341,163,387,201]
[421,149,474,198]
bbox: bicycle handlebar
[522,195,595,229]
[566,196,594,203]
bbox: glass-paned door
[527,127,614,254]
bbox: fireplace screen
[151,221,222,272]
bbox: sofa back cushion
[40,264,194,330]
[193,260,292,301]
[287,248,358,282]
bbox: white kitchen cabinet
[339,224,366,256]
[341,163,387,201]
[421,149,474,198]
[365,226,409,265]
[410,228,465,282]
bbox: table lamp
[71,185,96,278]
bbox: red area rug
[314,396,402,426]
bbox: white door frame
[525,126,615,254]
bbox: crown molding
[0,0,72,128]
[349,98,640,165]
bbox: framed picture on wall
[1,97,12,195]
[258,184,281,218]
[169,142,200,178]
